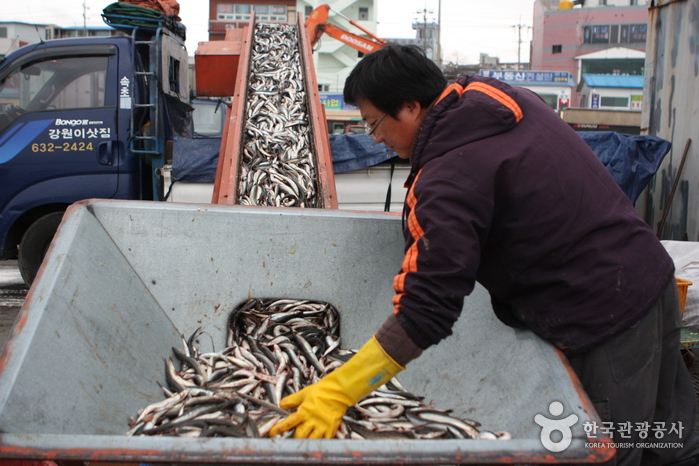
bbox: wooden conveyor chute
[202,12,337,209]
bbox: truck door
[0,44,121,211]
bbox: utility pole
[83,1,89,37]
[422,7,428,54]
[437,0,442,68]
[415,6,434,61]
[512,18,531,71]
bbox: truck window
[0,56,108,133]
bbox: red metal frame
[297,11,338,209]
[211,15,255,205]
[211,13,337,208]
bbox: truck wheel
[18,212,64,287]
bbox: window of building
[585,23,645,44]
[592,25,610,43]
[358,7,368,21]
[253,5,269,15]
[581,58,644,75]
[610,25,619,43]
[600,96,629,108]
[599,0,607,4]
[630,24,647,42]
[318,84,330,92]
[305,6,313,17]
[584,25,612,44]
[217,4,286,21]
[552,44,562,53]
[538,94,558,110]
[620,25,629,42]
[270,5,286,21]
[0,27,7,39]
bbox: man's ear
[402,100,424,121]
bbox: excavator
[305,4,387,54]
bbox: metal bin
[0,200,612,464]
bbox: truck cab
[0,28,190,285]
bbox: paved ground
[0,260,26,347]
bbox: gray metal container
[0,200,612,464]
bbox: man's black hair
[343,44,447,118]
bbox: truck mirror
[21,66,41,77]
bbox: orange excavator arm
[305,4,386,53]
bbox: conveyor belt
[212,12,337,208]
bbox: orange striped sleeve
[464,82,524,123]
[393,171,424,314]
[436,82,465,104]
[436,80,523,123]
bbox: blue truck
[0,19,405,287]
[0,23,196,285]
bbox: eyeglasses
[365,113,387,140]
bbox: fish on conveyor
[238,23,318,208]
[128,297,511,441]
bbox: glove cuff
[325,335,405,405]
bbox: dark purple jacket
[392,74,674,356]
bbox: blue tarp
[329,134,397,173]
[577,132,671,203]
[171,131,671,204]
[171,134,396,183]
[171,138,220,183]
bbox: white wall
[581,86,642,110]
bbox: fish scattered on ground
[127,297,511,441]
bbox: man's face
[357,98,424,159]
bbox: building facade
[206,1,378,95]
[412,20,439,63]
[577,73,644,110]
[0,22,53,56]
[530,0,648,105]
[207,0,298,39]
[0,22,119,59]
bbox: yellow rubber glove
[268,335,405,439]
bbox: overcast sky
[4,0,536,65]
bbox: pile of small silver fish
[127,298,510,440]
[237,23,318,208]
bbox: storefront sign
[319,93,358,111]
[481,70,572,84]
